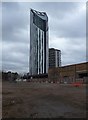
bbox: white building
[49,48,61,68]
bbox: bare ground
[2,81,86,118]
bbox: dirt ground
[2,81,87,118]
[0,81,2,119]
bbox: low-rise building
[48,62,88,83]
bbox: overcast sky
[2,2,86,73]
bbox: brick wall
[48,62,88,83]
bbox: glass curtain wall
[30,9,48,76]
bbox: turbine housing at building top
[30,9,49,76]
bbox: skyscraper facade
[30,9,48,76]
[49,48,61,68]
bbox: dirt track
[0,81,2,119]
[2,82,86,118]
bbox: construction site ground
[2,81,87,118]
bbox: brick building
[48,62,88,83]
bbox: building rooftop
[49,48,61,51]
[30,8,48,21]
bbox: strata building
[49,48,61,68]
[30,9,48,76]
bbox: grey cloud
[2,2,19,10]
[2,2,86,73]
[2,3,29,43]
[62,50,86,66]
[50,36,86,66]
[49,7,86,38]
[2,61,28,73]
[30,2,79,15]
[2,42,29,63]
